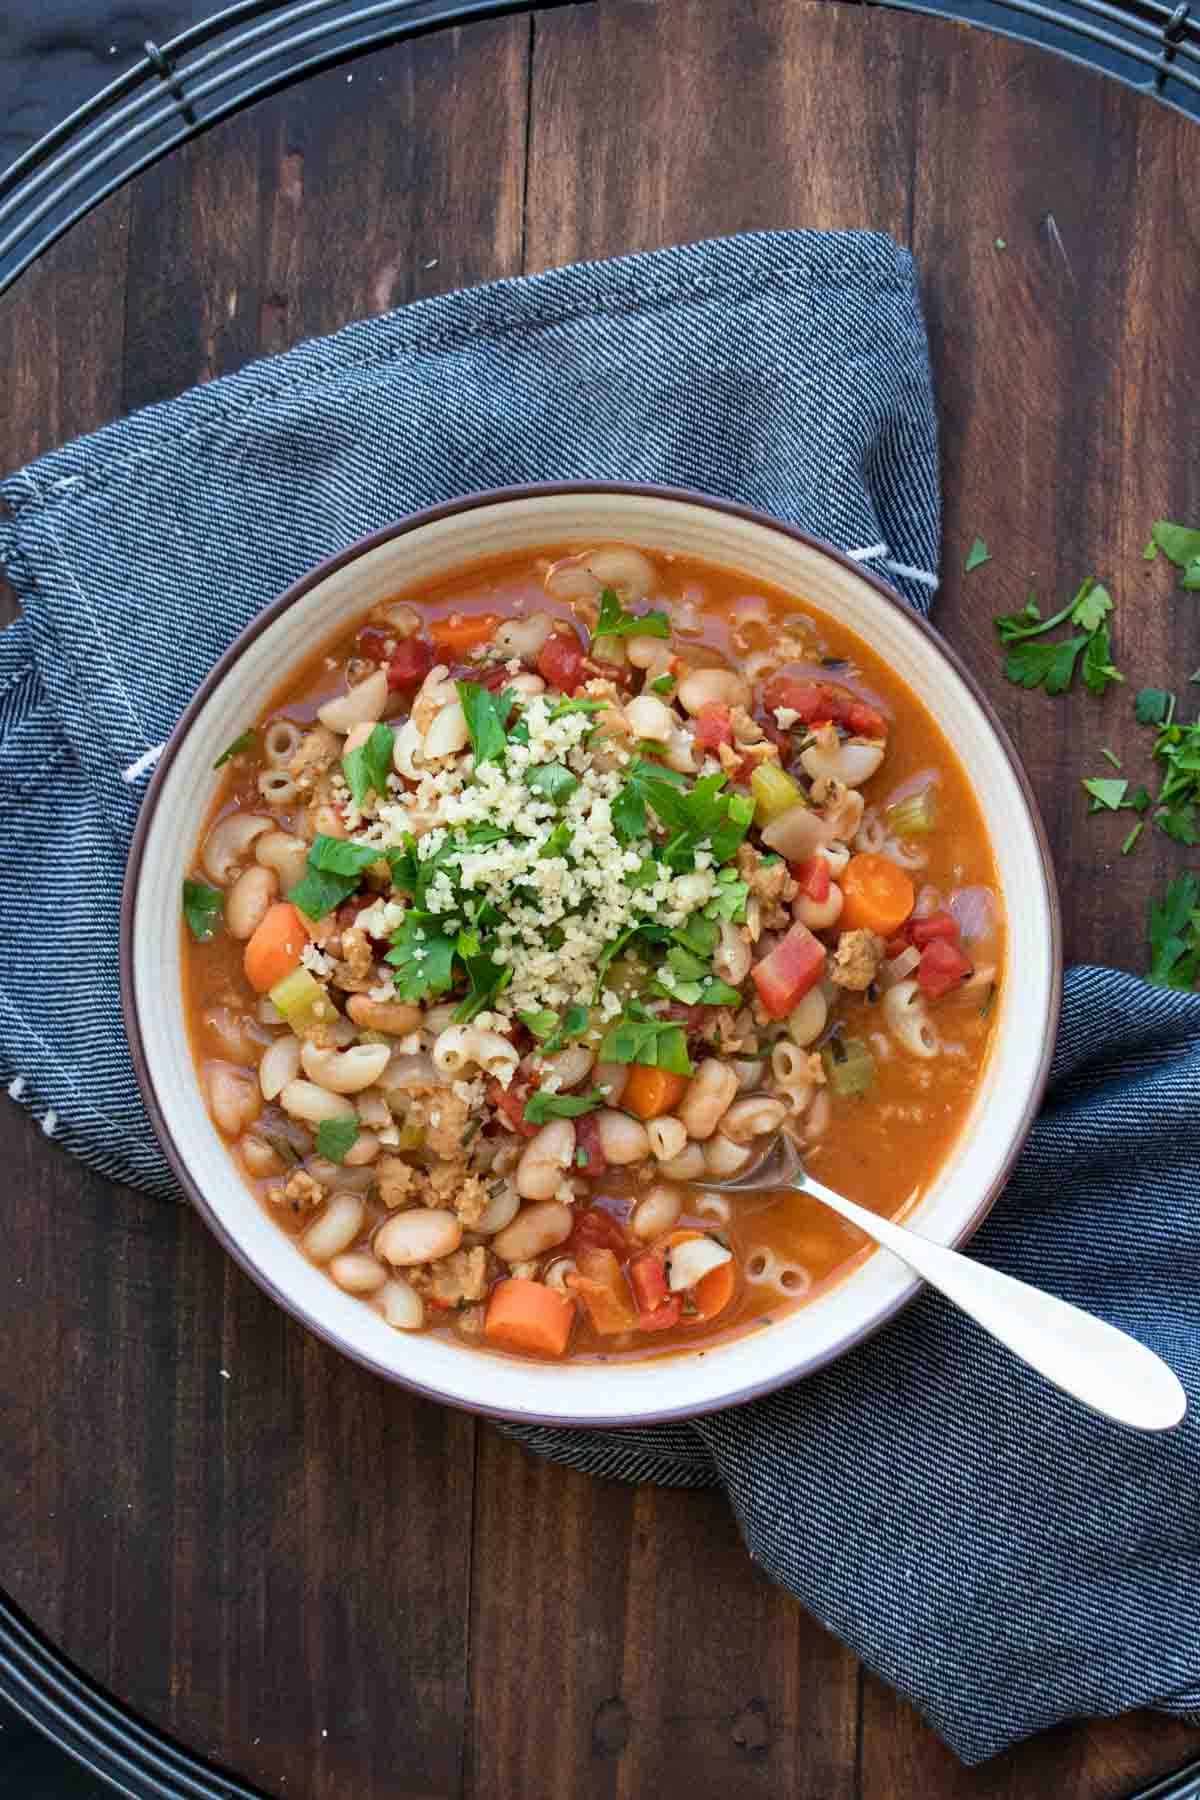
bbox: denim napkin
[1,230,1196,1764]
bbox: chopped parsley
[1081,777,1127,812]
[457,681,514,765]
[1135,687,1173,726]
[316,1118,359,1164]
[1144,520,1200,590]
[523,1088,606,1125]
[520,1004,591,1055]
[964,537,990,574]
[594,587,671,640]
[995,578,1123,697]
[525,761,579,806]
[342,722,394,807]
[288,834,381,919]
[615,762,752,871]
[650,674,676,695]
[384,912,458,1000]
[1148,873,1200,989]
[212,730,256,769]
[599,1006,692,1074]
[182,879,223,941]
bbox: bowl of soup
[122,484,1060,1424]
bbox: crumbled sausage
[829,929,886,991]
[419,1247,489,1308]
[378,1154,418,1210]
[736,843,798,929]
[282,1170,326,1214]
[288,725,341,786]
[340,927,373,982]
[413,1090,472,1160]
[421,1163,489,1227]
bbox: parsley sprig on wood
[994,578,1123,697]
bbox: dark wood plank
[0,20,529,1800]
[466,1431,858,1800]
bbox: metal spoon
[696,1134,1186,1432]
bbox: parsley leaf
[456,681,512,766]
[316,1118,359,1164]
[520,1009,559,1040]
[993,594,1045,643]
[1159,803,1199,847]
[1081,777,1128,812]
[1150,521,1200,589]
[182,879,223,941]
[964,537,990,574]
[650,674,676,695]
[385,913,457,1000]
[526,762,580,806]
[704,870,750,922]
[1148,873,1200,989]
[1135,688,1173,726]
[308,837,382,877]
[523,1088,606,1125]
[612,776,648,842]
[541,821,574,860]
[213,730,257,769]
[1004,635,1089,695]
[599,1009,693,1074]
[1070,578,1113,634]
[342,722,394,807]
[452,950,512,1022]
[594,588,671,641]
[1082,622,1124,696]
[288,834,380,919]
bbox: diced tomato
[628,1250,671,1316]
[692,702,734,750]
[574,1113,610,1178]
[568,1248,637,1334]
[910,909,961,949]
[636,1297,683,1332]
[750,922,827,1020]
[537,629,584,692]
[487,1073,540,1138]
[569,1205,628,1257]
[845,700,887,738]
[356,626,392,662]
[756,716,792,758]
[791,856,831,903]
[479,664,511,692]
[760,674,887,740]
[386,637,434,692]
[917,939,973,998]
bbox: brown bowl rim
[120,481,1063,1429]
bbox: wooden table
[2,3,1199,1795]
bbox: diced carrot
[243,902,307,993]
[428,612,500,654]
[620,1064,690,1120]
[839,854,916,939]
[567,1248,637,1334]
[662,1228,737,1324]
[484,1279,575,1357]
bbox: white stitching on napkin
[847,542,939,592]
[122,742,166,783]
[7,1075,25,1099]
[41,1107,58,1137]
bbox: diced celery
[821,1037,876,1098]
[269,966,326,1030]
[396,1119,426,1152]
[885,786,938,838]
[751,763,803,823]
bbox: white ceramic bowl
[122,485,1061,1426]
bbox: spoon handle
[800,1178,1186,1432]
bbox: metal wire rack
[0,0,1197,297]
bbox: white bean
[516,1119,576,1199]
[594,1110,651,1166]
[423,700,470,760]
[375,1208,462,1266]
[392,718,423,779]
[343,1130,381,1166]
[663,730,700,774]
[676,667,750,715]
[279,1079,357,1124]
[496,613,553,660]
[806,1090,832,1140]
[259,1034,302,1100]
[647,1115,687,1162]
[476,1181,520,1236]
[201,812,272,885]
[703,1134,752,1177]
[714,920,751,985]
[204,1062,261,1135]
[492,1201,574,1263]
[631,1185,683,1240]
[625,694,676,741]
[330,1252,388,1294]
[800,738,886,788]
[592,1062,628,1105]
[676,1059,738,1140]
[422,1002,460,1034]
[794,883,844,932]
[346,995,424,1035]
[732,1057,764,1091]
[761,804,831,862]
[539,1045,595,1091]
[303,1193,365,1263]
[722,1095,787,1143]
[379,1278,425,1329]
[584,545,657,599]
[658,1144,705,1181]
[225,865,278,940]
[883,979,940,1059]
[544,1256,578,1293]
[301,1042,391,1094]
[240,1133,282,1177]
[317,667,388,734]
[255,829,310,890]
[627,635,674,675]
[506,672,546,697]
[787,989,828,1049]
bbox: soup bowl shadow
[121,484,1061,1428]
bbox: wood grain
[1,3,1199,1798]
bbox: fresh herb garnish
[1145,521,1200,591]
[703,870,750,923]
[525,761,580,806]
[594,587,671,641]
[650,674,676,695]
[384,912,457,1000]
[965,537,990,574]
[452,950,512,1022]
[522,1003,591,1056]
[456,681,513,766]
[288,834,380,919]
[1081,777,1128,812]
[523,1088,606,1125]
[995,578,1123,697]
[182,879,224,941]
[213,730,257,769]
[1135,687,1173,726]
[342,722,394,808]
[316,1118,359,1164]
[1148,873,1200,989]
[1100,748,1122,771]
[1121,822,1144,856]
[599,1005,692,1074]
